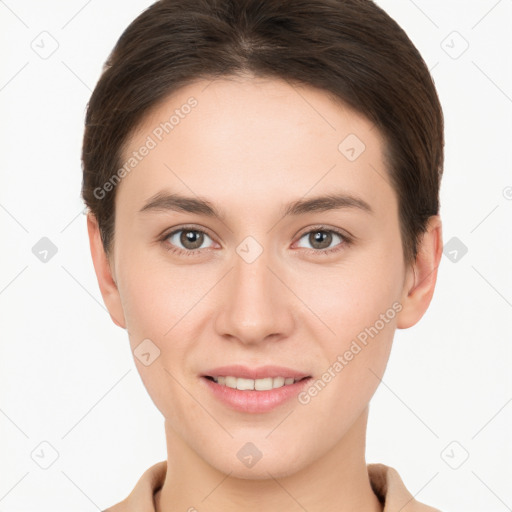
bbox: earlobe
[86,213,127,329]
[396,215,443,329]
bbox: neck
[155,407,383,512]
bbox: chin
[201,440,309,480]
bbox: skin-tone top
[102,461,442,512]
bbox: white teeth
[210,376,302,390]
[225,376,237,388]
[255,377,273,390]
[236,378,254,390]
[273,376,285,388]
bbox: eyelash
[159,225,353,257]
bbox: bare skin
[88,75,442,512]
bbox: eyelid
[161,224,217,242]
[295,224,352,239]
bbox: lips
[201,370,312,413]
[200,365,313,413]
[201,364,310,381]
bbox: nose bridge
[214,238,293,344]
[233,244,272,303]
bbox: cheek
[117,251,203,342]
[297,257,402,343]
[115,253,212,414]
[291,268,399,438]
[291,249,403,388]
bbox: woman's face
[101,76,415,477]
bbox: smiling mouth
[204,375,310,391]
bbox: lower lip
[201,376,312,413]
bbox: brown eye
[181,230,204,249]
[296,228,348,253]
[165,229,213,252]
[309,231,333,250]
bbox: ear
[86,212,126,329]
[396,215,443,329]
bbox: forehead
[116,76,395,219]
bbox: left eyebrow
[282,192,374,217]
[138,190,374,219]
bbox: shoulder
[368,463,442,512]
[102,460,167,512]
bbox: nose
[213,245,295,346]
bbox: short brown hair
[81,0,444,266]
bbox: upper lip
[202,365,310,380]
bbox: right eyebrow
[139,191,225,220]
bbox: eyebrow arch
[283,193,373,217]
[139,192,224,218]
[138,190,373,219]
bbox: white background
[0,1,511,510]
